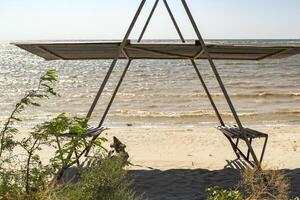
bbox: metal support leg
[98,60,132,127]
[190,60,224,126]
[260,135,268,163]
[191,60,246,162]
[138,0,160,42]
[82,0,146,159]
[85,60,132,156]
[181,0,260,166]
[138,0,185,43]
[86,59,118,119]
[163,0,185,43]
[86,0,146,119]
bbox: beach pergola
[14,0,300,167]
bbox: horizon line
[1,38,300,43]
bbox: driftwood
[108,136,129,165]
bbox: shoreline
[5,120,300,129]
[102,126,300,170]
[11,124,300,170]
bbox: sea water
[0,40,299,128]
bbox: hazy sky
[0,0,300,41]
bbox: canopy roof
[13,40,300,61]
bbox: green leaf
[11,116,22,122]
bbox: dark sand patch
[129,167,300,200]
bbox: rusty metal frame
[83,0,266,167]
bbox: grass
[240,166,290,200]
[60,157,140,200]
[206,166,295,200]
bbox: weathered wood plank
[13,41,300,61]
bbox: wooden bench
[61,127,107,138]
[217,125,268,166]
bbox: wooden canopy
[13,40,300,61]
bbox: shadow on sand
[128,160,300,200]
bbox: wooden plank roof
[13,40,300,61]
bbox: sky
[0,0,300,41]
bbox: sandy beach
[1,0,300,198]
[1,41,299,199]
[102,125,300,199]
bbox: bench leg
[260,135,268,163]
[224,135,240,159]
[246,138,253,160]
[224,135,256,167]
[224,136,255,167]
[234,144,255,167]
[235,138,240,159]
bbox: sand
[103,125,300,199]
[12,125,300,199]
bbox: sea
[0,40,299,128]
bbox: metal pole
[86,0,147,119]
[138,0,160,43]
[85,60,132,157]
[260,136,268,163]
[181,0,260,165]
[86,58,117,119]
[98,60,132,128]
[190,60,224,126]
[163,0,185,43]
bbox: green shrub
[206,187,244,200]
[0,69,59,198]
[61,157,139,200]
[0,69,139,200]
